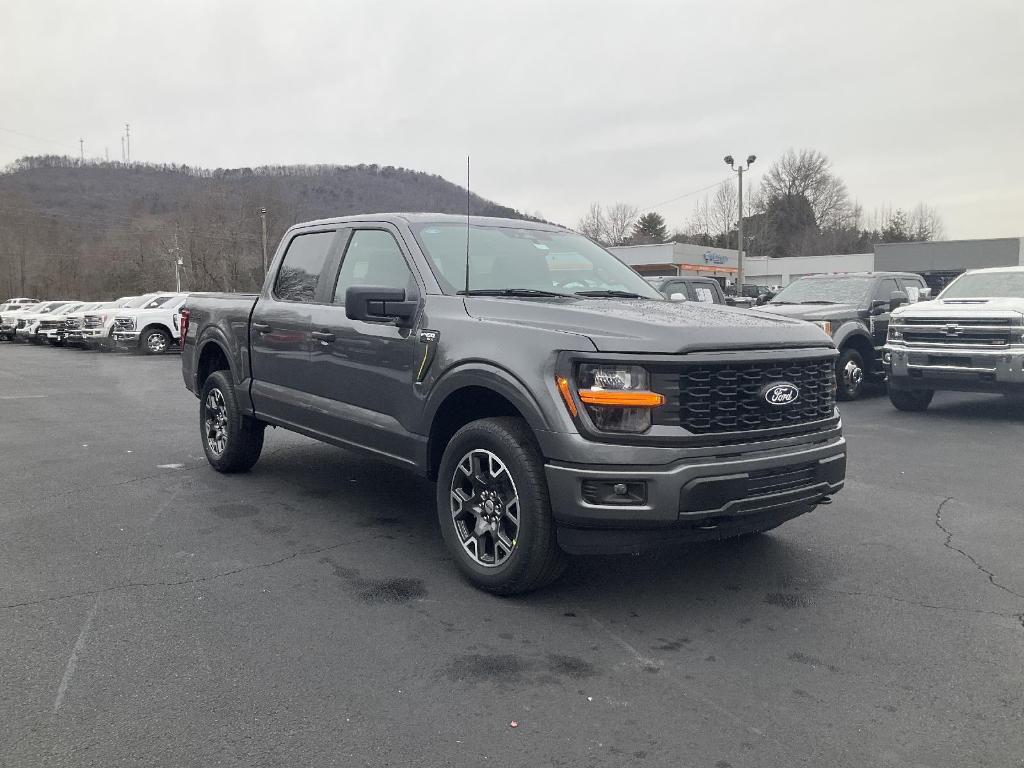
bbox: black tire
[140,327,172,355]
[835,348,866,401]
[199,370,265,473]
[888,387,933,412]
[436,417,567,595]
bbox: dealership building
[609,237,1024,292]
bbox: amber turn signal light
[556,376,578,417]
[577,390,665,408]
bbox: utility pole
[121,136,125,163]
[723,154,756,295]
[125,123,130,164]
[79,138,84,163]
[105,146,109,162]
[172,233,183,291]
[259,207,269,277]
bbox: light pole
[723,154,756,295]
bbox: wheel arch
[423,365,551,481]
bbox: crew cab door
[249,228,343,428]
[306,224,422,465]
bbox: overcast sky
[1,0,1022,238]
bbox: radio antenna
[463,155,471,294]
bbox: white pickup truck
[111,293,188,354]
[885,266,1024,410]
[80,294,159,349]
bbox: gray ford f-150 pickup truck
[181,213,846,594]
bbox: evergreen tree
[630,212,668,244]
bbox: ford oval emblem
[762,382,799,406]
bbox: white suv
[112,293,188,354]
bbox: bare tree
[711,181,737,247]
[908,203,945,241]
[576,202,639,246]
[576,202,607,244]
[759,149,852,228]
[605,203,639,246]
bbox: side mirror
[870,299,888,315]
[919,287,932,299]
[669,292,687,302]
[755,293,769,306]
[889,290,908,312]
[345,286,417,326]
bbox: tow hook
[818,496,833,505]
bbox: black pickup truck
[757,272,928,400]
[181,213,846,594]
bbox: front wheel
[888,387,933,411]
[835,348,866,401]
[436,417,566,595]
[141,328,171,355]
[199,370,265,473]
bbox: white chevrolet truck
[885,266,1024,410]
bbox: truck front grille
[38,320,63,330]
[652,356,836,435]
[83,315,102,328]
[899,318,1016,347]
[64,317,82,330]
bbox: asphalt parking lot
[1,344,1022,768]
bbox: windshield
[53,304,82,315]
[770,276,874,305]
[940,272,1024,299]
[142,295,180,309]
[412,223,662,299]
[35,301,69,313]
[124,294,157,309]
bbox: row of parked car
[0,292,188,354]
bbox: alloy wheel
[204,388,229,456]
[449,449,521,568]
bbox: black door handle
[252,323,272,334]
[312,330,336,343]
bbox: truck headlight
[813,320,832,336]
[573,364,665,433]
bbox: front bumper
[546,435,846,554]
[112,330,141,347]
[886,344,1024,392]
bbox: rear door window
[274,231,338,303]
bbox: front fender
[418,361,555,436]
[833,320,873,350]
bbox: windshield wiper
[797,300,838,304]
[458,288,574,298]
[573,290,648,299]
[768,300,796,305]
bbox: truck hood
[464,297,832,353]
[893,298,1024,321]
[757,303,858,321]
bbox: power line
[640,177,734,213]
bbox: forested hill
[0,156,530,298]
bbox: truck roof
[290,213,563,232]
[797,271,922,279]
[958,265,1024,274]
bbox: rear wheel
[141,328,171,355]
[199,370,265,473]
[436,417,566,595]
[835,348,866,401]
[888,387,933,411]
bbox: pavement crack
[0,537,375,610]
[817,585,1020,622]
[935,496,1024,602]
